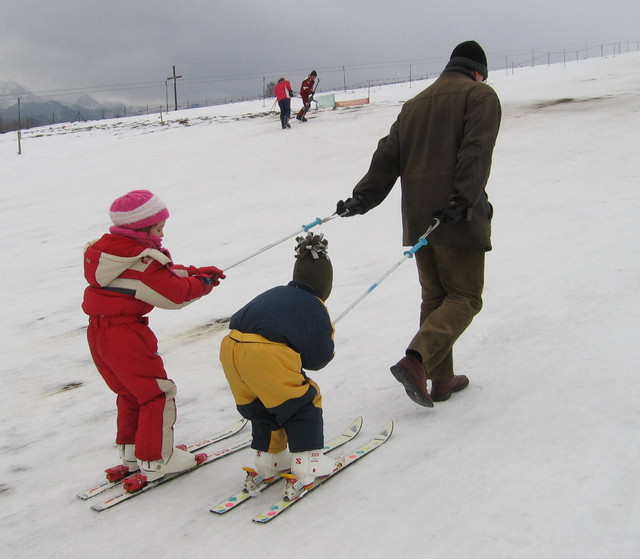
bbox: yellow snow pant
[219,330,324,453]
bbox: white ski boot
[137,447,197,482]
[105,444,139,482]
[243,449,291,492]
[255,448,291,480]
[118,443,138,473]
[284,450,339,500]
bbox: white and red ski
[77,417,247,501]
[91,434,251,512]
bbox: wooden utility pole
[167,66,182,110]
[17,98,22,155]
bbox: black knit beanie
[447,40,488,80]
[292,233,333,301]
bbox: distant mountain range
[0,80,142,129]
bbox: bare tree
[265,81,276,97]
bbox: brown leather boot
[431,375,470,402]
[390,354,434,408]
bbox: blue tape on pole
[302,217,322,232]
[403,237,428,257]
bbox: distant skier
[82,190,225,482]
[296,70,318,122]
[274,77,294,129]
[219,233,338,492]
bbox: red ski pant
[297,93,311,119]
[87,316,177,461]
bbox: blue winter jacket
[229,281,335,371]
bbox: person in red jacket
[82,190,225,482]
[274,77,294,129]
[296,70,317,122]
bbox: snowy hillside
[2,52,639,559]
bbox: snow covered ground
[2,52,639,558]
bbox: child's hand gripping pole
[224,215,338,271]
[333,218,440,325]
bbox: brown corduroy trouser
[407,245,485,381]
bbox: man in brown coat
[336,40,501,407]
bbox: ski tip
[233,417,249,431]
[380,419,394,438]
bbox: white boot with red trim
[243,448,291,492]
[255,449,291,481]
[137,447,197,482]
[283,449,340,500]
[118,443,138,472]
[290,449,338,487]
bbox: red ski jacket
[300,77,316,103]
[82,233,212,318]
[275,80,293,101]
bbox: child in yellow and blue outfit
[219,233,338,488]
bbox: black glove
[336,196,365,217]
[433,202,469,224]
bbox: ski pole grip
[302,217,322,231]
[403,237,428,257]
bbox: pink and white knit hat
[109,190,170,229]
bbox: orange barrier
[334,98,370,107]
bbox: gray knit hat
[292,233,333,301]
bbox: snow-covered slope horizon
[2,52,639,559]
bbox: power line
[2,35,638,106]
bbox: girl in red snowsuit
[83,190,225,481]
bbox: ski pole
[333,219,440,325]
[224,214,339,271]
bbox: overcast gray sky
[1,0,639,107]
